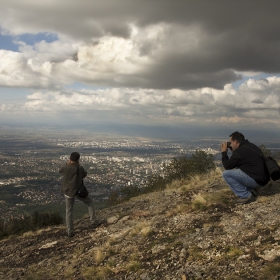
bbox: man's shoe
[68,232,74,237]
[250,188,259,197]
[235,195,256,205]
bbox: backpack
[247,145,280,182]
[264,156,280,181]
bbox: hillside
[1,169,280,280]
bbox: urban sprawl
[0,136,254,220]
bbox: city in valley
[1,128,279,220]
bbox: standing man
[221,131,270,204]
[59,152,102,237]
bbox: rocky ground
[1,170,280,280]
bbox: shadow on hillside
[257,180,280,197]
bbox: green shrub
[259,144,271,157]
[120,185,140,200]
[107,185,140,206]
[106,190,120,206]
[0,211,63,239]
[259,144,280,161]
[143,175,167,194]
[144,150,215,193]
[30,211,63,228]
[165,150,215,181]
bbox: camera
[227,142,232,150]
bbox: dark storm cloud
[115,69,241,90]
[86,0,280,89]
[251,99,263,104]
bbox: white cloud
[0,50,51,88]
[1,76,279,127]
[19,39,78,64]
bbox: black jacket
[222,140,270,186]
[59,163,87,197]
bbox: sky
[1,0,280,139]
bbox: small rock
[140,272,151,280]
[107,215,119,224]
[152,244,166,254]
[118,215,130,223]
[259,249,280,262]
[237,254,250,261]
[39,241,58,249]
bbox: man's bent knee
[222,170,232,180]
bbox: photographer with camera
[221,131,270,204]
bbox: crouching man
[221,131,270,205]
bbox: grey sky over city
[0,0,280,139]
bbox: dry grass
[20,226,62,239]
[259,264,280,279]
[22,231,36,238]
[165,169,232,212]
[106,236,119,246]
[225,246,243,259]
[63,266,75,278]
[185,179,200,191]
[107,256,116,267]
[193,193,207,203]
[15,228,46,239]
[167,169,224,192]
[119,245,140,259]
[94,247,106,265]
[130,221,151,237]
[73,244,86,256]
[140,225,153,237]
[82,265,113,280]
[192,193,207,210]
[207,188,233,205]
[166,202,190,217]
[224,276,244,280]
[257,196,270,203]
[126,260,141,272]
[130,252,140,261]
[188,246,207,261]
[25,265,59,280]
[167,179,190,190]
[206,167,223,178]
[191,186,232,211]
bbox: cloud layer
[1,77,279,128]
[0,0,280,134]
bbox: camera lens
[227,142,232,150]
